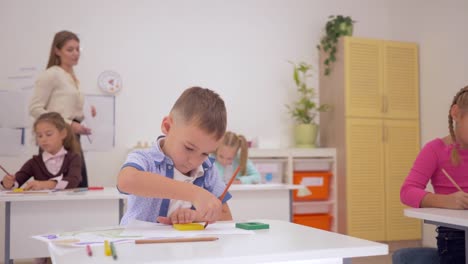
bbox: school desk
[47,219,388,264]
[228,184,302,221]
[404,208,468,263]
[0,187,125,264]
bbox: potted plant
[286,61,330,148]
[317,15,355,76]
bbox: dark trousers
[436,226,465,264]
[75,134,88,188]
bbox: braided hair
[448,85,468,165]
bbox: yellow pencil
[104,240,112,256]
[441,168,464,192]
[135,237,218,244]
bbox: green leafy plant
[286,62,330,124]
[317,15,355,76]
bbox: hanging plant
[317,15,355,76]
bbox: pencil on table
[135,237,218,244]
[441,168,464,192]
[204,165,241,229]
[104,240,112,256]
[110,241,117,260]
[86,244,92,257]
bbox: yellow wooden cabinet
[320,37,421,241]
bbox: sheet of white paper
[121,219,254,237]
[33,226,136,248]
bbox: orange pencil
[204,165,241,229]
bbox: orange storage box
[293,171,332,201]
[293,213,332,231]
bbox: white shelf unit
[249,148,338,232]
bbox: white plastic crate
[293,158,333,172]
[251,158,287,184]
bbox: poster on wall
[80,94,115,152]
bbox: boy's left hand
[157,208,198,225]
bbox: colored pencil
[135,237,218,244]
[110,241,117,260]
[0,164,12,176]
[204,165,241,229]
[86,244,92,257]
[441,168,464,192]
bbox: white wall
[386,0,468,247]
[1,0,467,260]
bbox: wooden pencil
[204,165,241,229]
[0,164,12,176]
[441,168,464,192]
[135,237,218,244]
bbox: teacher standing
[29,30,95,187]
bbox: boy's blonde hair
[448,85,468,165]
[34,112,81,155]
[171,87,227,140]
[219,131,249,175]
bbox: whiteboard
[0,90,33,128]
[80,95,115,152]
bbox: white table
[47,219,388,264]
[0,187,125,264]
[228,184,302,222]
[405,208,468,263]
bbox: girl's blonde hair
[220,131,249,175]
[46,30,80,69]
[34,112,81,155]
[448,85,468,165]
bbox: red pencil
[204,165,241,229]
[86,244,92,257]
[88,186,104,190]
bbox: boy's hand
[157,208,198,225]
[2,174,16,189]
[192,188,222,222]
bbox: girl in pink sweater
[401,85,468,264]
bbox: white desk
[47,219,388,264]
[228,184,302,222]
[405,208,468,263]
[0,187,125,264]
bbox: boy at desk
[118,87,233,225]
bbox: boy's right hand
[2,174,16,189]
[192,188,222,222]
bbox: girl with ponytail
[214,131,261,184]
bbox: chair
[392,247,439,264]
